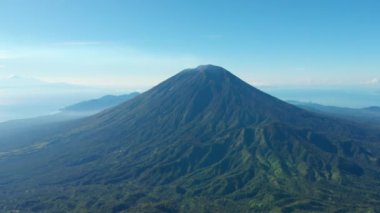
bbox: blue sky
[0,0,380,88]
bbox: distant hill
[61,92,140,113]
[0,65,380,212]
[290,100,380,128]
[261,86,380,109]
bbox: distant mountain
[0,75,79,89]
[61,92,140,113]
[290,100,380,128]
[261,85,380,108]
[0,65,380,212]
[0,75,44,88]
[364,106,380,112]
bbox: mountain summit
[1,65,380,212]
[95,64,308,130]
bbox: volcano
[1,65,380,212]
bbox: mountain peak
[172,65,239,88]
[195,64,228,72]
[111,65,303,128]
[180,64,231,76]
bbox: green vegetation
[0,65,380,212]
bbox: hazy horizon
[1,70,379,122]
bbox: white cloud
[0,50,22,60]
[0,52,12,60]
[365,77,379,84]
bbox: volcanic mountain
[1,65,380,212]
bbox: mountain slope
[0,92,139,152]
[0,65,380,212]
